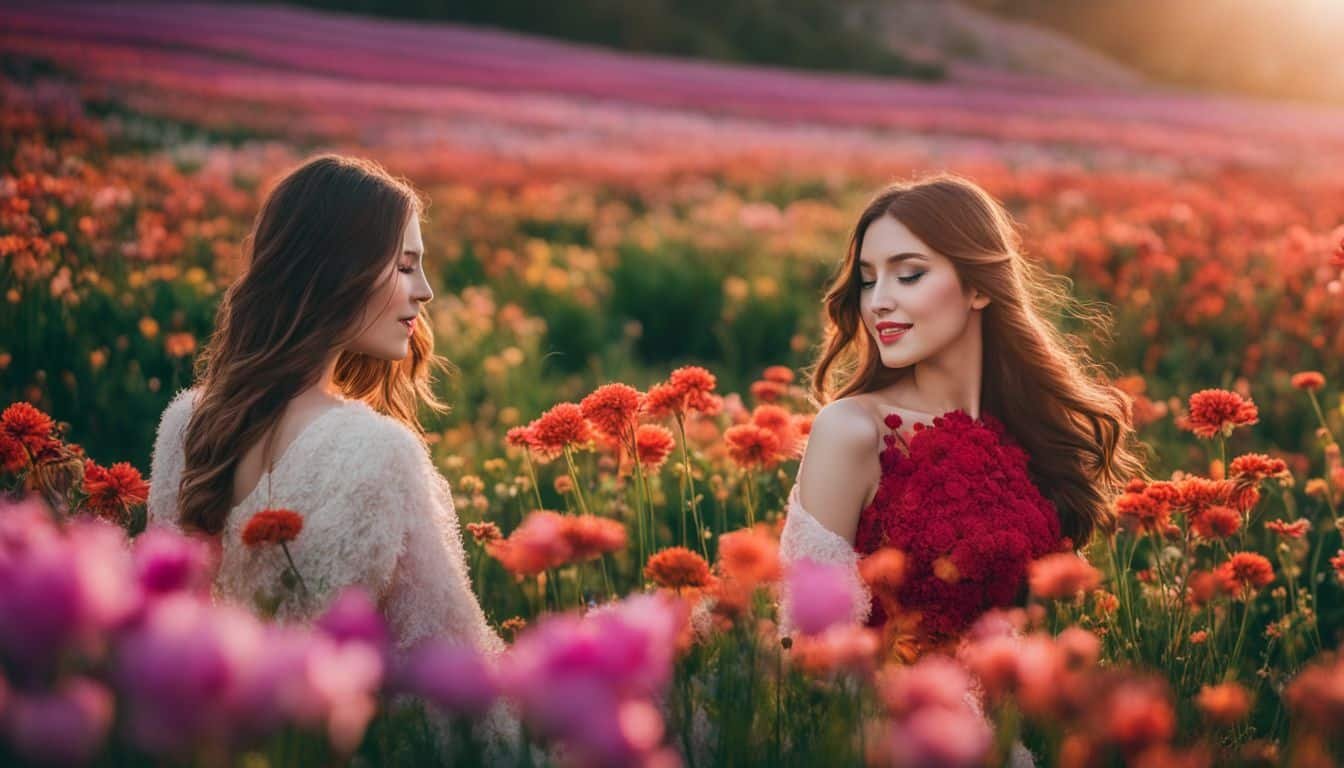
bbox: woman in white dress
[144,154,514,749]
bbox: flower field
[4,2,1344,766]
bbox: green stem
[522,451,544,511]
[562,446,592,517]
[675,414,712,561]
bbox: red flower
[1182,389,1258,439]
[1113,482,1171,535]
[529,403,591,452]
[724,423,782,469]
[2,401,54,452]
[486,511,572,575]
[1214,551,1274,599]
[1290,371,1325,392]
[1196,682,1251,726]
[80,460,150,523]
[1330,549,1344,586]
[749,380,787,403]
[762,365,795,384]
[0,435,28,472]
[645,547,714,590]
[1190,504,1241,540]
[1265,519,1310,539]
[641,383,685,420]
[465,521,502,544]
[242,508,304,547]
[560,514,627,562]
[579,383,642,439]
[505,426,535,449]
[669,366,722,415]
[633,424,675,469]
[1229,453,1291,485]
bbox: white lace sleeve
[146,387,199,529]
[776,483,871,636]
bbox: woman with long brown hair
[778,173,1142,648]
[144,154,515,746]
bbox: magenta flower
[784,558,858,636]
[5,677,114,766]
[396,640,499,716]
[882,705,992,768]
[133,525,215,597]
[316,588,389,653]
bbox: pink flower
[133,525,216,596]
[6,677,114,766]
[784,558,859,636]
[880,705,992,768]
[397,640,500,716]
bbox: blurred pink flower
[784,558,858,636]
[396,639,500,716]
[133,524,215,596]
[5,676,113,766]
[880,704,992,768]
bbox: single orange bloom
[561,514,627,561]
[1229,453,1291,485]
[750,405,796,454]
[0,435,26,472]
[504,426,535,449]
[749,380,787,403]
[486,510,571,575]
[242,508,304,547]
[1195,682,1251,726]
[724,423,781,469]
[1027,552,1102,599]
[668,366,722,415]
[1190,505,1241,540]
[1182,389,1258,439]
[465,521,502,544]
[645,546,714,590]
[2,401,54,452]
[1214,551,1274,598]
[859,547,906,607]
[1185,570,1220,607]
[633,424,675,469]
[530,403,591,452]
[80,460,151,524]
[762,365,794,384]
[1113,482,1171,535]
[1290,371,1325,392]
[1265,519,1310,539]
[641,382,685,420]
[579,383,643,439]
[717,525,781,586]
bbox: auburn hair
[178,154,450,535]
[809,173,1144,546]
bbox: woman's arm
[795,399,881,544]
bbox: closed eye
[859,271,924,289]
[398,266,415,274]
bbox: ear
[970,289,991,311]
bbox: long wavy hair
[809,174,1143,546]
[178,154,450,535]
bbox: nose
[867,279,895,315]
[412,273,434,304]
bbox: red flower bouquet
[855,410,1065,640]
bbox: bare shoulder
[806,397,882,456]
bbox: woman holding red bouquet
[780,174,1142,648]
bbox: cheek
[908,274,966,322]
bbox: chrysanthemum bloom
[750,404,798,458]
[2,401,55,452]
[504,426,535,450]
[1185,570,1221,607]
[1229,453,1292,487]
[80,460,151,524]
[579,383,643,440]
[486,511,573,576]
[1214,552,1275,599]
[860,548,907,601]
[1027,553,1101,600]
[762,365,795,384]
[668,365,719,411]
[561,515,627,562]
[133,526,216,596]
[0,434,27,472]
[465,521,502,545]
[724,423,782,469]
[1182,389,1259,438]
[1190,505,1241,540]
[1266,519,1310,539]
[633,424,675,469]
[640,382,684,420]
[241,508,304,547]
[749,379,787,403]
[1290,371,1326,391]
[716,525,781,587]
[1102,678,1176,754]
[644,547,714,590]
[1195,682,1251,726]
[529,403,591,453]
[1113,481,1172,535]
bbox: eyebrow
[858,252,927,269]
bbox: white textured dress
[146,386,518,752]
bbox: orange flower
[1290,371,1325,391]
[560,514,627,561]
[1185,571,1221,607]
[724,423,781,469]
[2,401,54,452]
[0,435,26,472]
[1190,505,1241,540]
[242,508,304,547]
[645,546,714,590]
[859,547,906,602]
[749,380,787,403]
[80,459,150,524]
[529,403,591,452]
[504,426,535,449]
[717,525,781,586]
[486,510,572,575]
[1229,453,1291,487]
[668,366,722,415]
[579,383,642,439]
[465,521,502,544]
[1265,519,1310,539]
[1214,552,1274,599]
[1195,682,1251,726]
[633,424,675,469]
[641,382,684,420]
[1113,482,1171,535]
[1189,630,1208,644]
[1182,389,1258,439]
[762,365,794,384]
[750,405,797,458]
[1028,552,1102,600]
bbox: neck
[887,318,984,419]
[296,353,345,404]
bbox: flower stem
[675,414,712,561]
[562,446,592,517]
[279,542,310,598]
